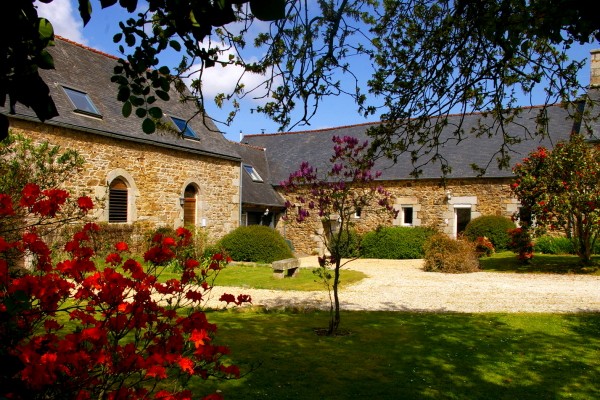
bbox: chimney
[591,49,600,88]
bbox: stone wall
[276,177,518,255]
[9,119,240,242]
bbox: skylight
[170,116,198,138]
[243,165,263,182]
[62,86,101,117]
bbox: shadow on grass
[480,251,600,275]
[193,310,600,400]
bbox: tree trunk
[578,234,593,265]
[576,220,593,265]
[328,262,341,335]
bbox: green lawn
[87,254,600,398]
[480,251,600,275]
[213,264,367,290]
[154,262,367,291]
[188,309,600,399]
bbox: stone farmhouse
[242,50,600,255]
[2,36,599,257]
[1,37,244,241]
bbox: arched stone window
[183,184,198,226]
[109,178,128,223]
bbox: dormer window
[62,86,102,117]
[170,116,198,139]
[243,165,263,182]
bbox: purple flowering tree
[281,135,397,336]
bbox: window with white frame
[454,205,472,236]
[401,206,414,226]
[62,86,102,117]
[108,178,128,223]
[243,165,263,182]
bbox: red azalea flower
[77,196,94,212]
[115,242,129,252]
[0,194,14,216]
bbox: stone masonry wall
[9,119,240,242]
[276,177,518,255]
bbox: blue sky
[36,0,599,143]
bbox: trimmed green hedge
[216,225,294,263]
[463,215,515,250]
[534,235,575,255]
[360,226,437,259]
[329,229,361,259]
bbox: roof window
[62,86,101,117]
[243,165,263,182]
[170,116,198,138]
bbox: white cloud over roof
[35,0,86,44]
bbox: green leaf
[250,0,285,21]
[100,0,118,8]
[120,0,138,13]
[117,86,130,102]
[78,0,92,26]
[135,107,147,118]
[38,18,54,42]
[169,40,181,52]
[155,90,170,101]
[148,107,163,119]
[111,75,128,85]
[130,96,145,106]
[142,118,156,134]
[159,77,170,92]
[125,33,135,47]
[122,101,132,117]
[113,33,123,43]
[158,66,170,75]
[37,50,55,70]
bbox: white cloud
[35,0,86,44]
[184,44,282,105]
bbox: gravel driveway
[205,257,600,313]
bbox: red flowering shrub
[511,134,600,264]
[473,236,495,257]
[508,227,534,263]
[0,184,250,399]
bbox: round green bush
[216,225,294,263]
[360,226,437,259]
[463,215,516,250]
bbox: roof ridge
[231,140,266,151]
[242,103,563,139]
[55,35,120,61]
[243,120,381,138]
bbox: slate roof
[233,142,286,208]
[1,37,240,162]
[242,103,584,184]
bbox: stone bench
[272,258,300,279]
